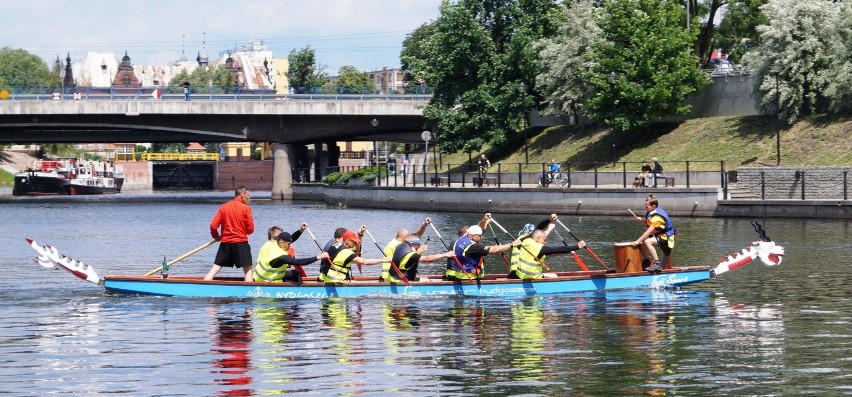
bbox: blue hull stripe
[103,268,712,298]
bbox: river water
[1,192,850,396]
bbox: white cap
[467,225,483,236]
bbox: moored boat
[13,158,124,195]
[26,237,784,299]
[12,159,71,195]
[65,160,122,195]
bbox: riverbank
[292,183,852,219]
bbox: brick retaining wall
[217,160,274,191]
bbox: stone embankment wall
[736,167,851,200]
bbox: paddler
[319,230,389,283]
[380,218,431,281]
[445,224,520,281]
[631,194,676,273]
[388,236,454,282]
[204,186,254,282]
[508,229,586,279]
[253,232,329,282]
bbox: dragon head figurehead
[755,241,784,267]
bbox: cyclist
[548,159,561,183]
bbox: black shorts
[214,242,252,268]
[655,236,673,256]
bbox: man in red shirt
[204,186,255,281]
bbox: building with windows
[368,67,406,95]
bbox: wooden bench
[429,176,449,186]
[474,177,498,186]
[664,177,675,187]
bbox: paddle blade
[571,251,590,271]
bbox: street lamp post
[607,71,618,165]
[771,60,784,166]
[518,82,528,164]
[370,118,379,166]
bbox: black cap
[274,232,292,242]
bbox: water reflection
[209,305,254,396]
[318,298,368,392]
[3,195,852,396]
[509,298,547,382]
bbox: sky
[2,0,443,74]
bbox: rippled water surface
[1,192,850,396]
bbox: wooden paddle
[628,208,645,224]
[486,222,513,271]
[144,239,216,276]
[551,227,590,271]
[555,219,613,272]
[428,222,451,250]
[429,222,475,281]
[489,217,552,272]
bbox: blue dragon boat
[26,237,784,299]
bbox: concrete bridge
[0,96,429,199]
[0,96,428,144]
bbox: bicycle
[538,171,569,187]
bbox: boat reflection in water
[509,298,548,382]
[209,305,254,397]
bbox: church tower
[111,51,142,87]
[63,53,75,88]
[197,32,209,67]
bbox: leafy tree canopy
[584,0,709,132]
[715,0,769,63]
[166,65,236,93]
[335,65,374,94]
[45,56,63,89]
[536,0,601,117]
[287,46,327,94]
[405,0,560,153]
[743,0,850,122]
[0,48,50,90]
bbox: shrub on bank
[322,166,387,185]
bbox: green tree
[400,22,438,92]
[409,0,560,154]
[714,0,769,63]
[39,143,75,157]
[585,0,708,132]
[336,65,373,94]
[0,48,50,92]
[743,0,848,121]
[287,46,327,94]
[167,65,235,93]
[692,0,727,65]
[824,3,852,114]
[536,0,601,118]
[45,56,63,90]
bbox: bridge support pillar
[271,144,293,200]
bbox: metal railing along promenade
[296,160,730,190]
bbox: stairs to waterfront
[727,183,759,199]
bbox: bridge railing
[0,86,432,102]
[140,152,221,161]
